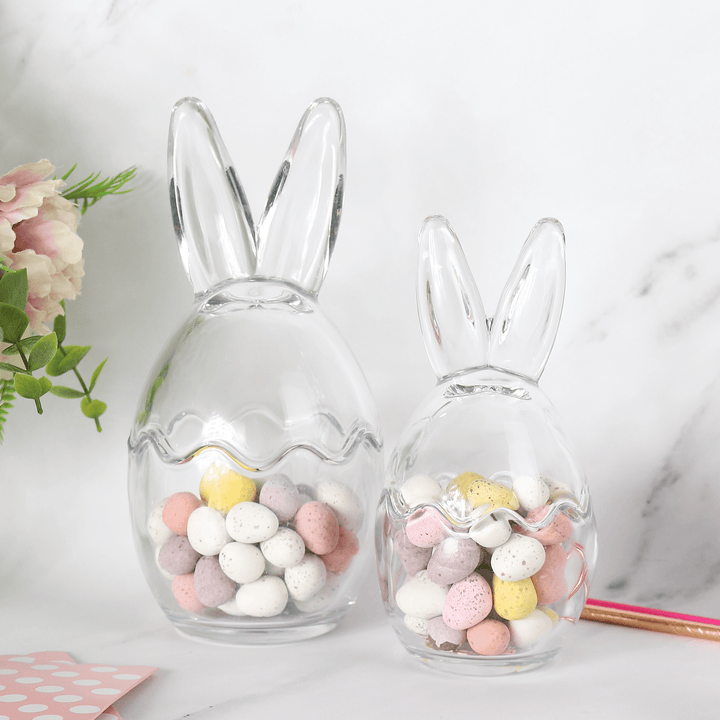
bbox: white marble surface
[2,0,720,716]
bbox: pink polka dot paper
[0,652,156,720]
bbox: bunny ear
[488,218,566,381]
[417,216,489,379]
[255,98,345,295]
[169,97,256,296]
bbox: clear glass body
[375,216,597,675]
[128,97,382,644]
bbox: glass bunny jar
[376,216,597,675]
[128,97,382,644]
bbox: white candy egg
[400,474,443,508]
[235,576,289,617]
[491,533,546,582]
[315,480,364,532]
[509,608,553,648]
[217,597,247,616]
[284,553,327,601]
[294,572,341,613]
[404,615,430,635]
[468,514,512,549]
[219,542,266,584]
[148,498,174,545]
[260,527,305,568]
[512,475,550,512]
[187,506,232,556]
[395,570,448,620]
[226,501,279,544]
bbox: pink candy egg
[393,529,433,576]
[427,616,466,648]
[442,572,493,630]
[172,573,205,613]
[531,543,568,604]
[405,507,449,548]
[158,535,201,575]
[321,526,359,574]
[259,474,302,522]
[467,618,511,656]
[520,505,572,545]
[194,556,237,607]
[294,501,340,555]
[427,537,483,585]
[162,492,202,536]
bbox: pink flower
[0,160,84,334]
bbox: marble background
[1,0,719,715]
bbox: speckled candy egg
[226,501,279,544]
[162,492,202,536]
[219,541,266,584]
[521,505,573,546]
[294,501,340,555]
[466,618,510,656]
[427,537,483,585]
[284,552,327,601]
[194,555,237,607]
[491,533,546,582]
[199,463,256,514]
[400,474,444,508]
[259,474,302,522]
[509,608,553,648]
[393,528,433,575]
[235,575,289,617]
[148,498,174,545]
[531,543,568,605]
[158,535,201,575]
[427,617,466,648]
[315,480,364,532]
[172,573,204,613]
[468,514,512,549]
[321,526,359,574]
[442,572,493,630]
[187,506,233,556]
[395,570,448,620]
[260,527,306,568]
[512,475,550,512]
[405,507,449,548]
[493,576,538,620]
[294,572,341,613]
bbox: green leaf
[0,303,30,344]
[0,361,30,375]
[2,335,43,356]
[53,307,67,345]
[81,397,107,419]
[0,268,29,310]
[50,385,86,399]
[14,373,41,399]
[38,376,52,396]
[47,345,91,376]
[89,358,107,392]
[28,333,58,371]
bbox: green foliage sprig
[60,165,137,215]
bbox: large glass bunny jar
[376,216,597,674]
[128,97,382,644]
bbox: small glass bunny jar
[128,97,382,644]
[376,216,597,675]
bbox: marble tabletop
[1,1,719,717]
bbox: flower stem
[57,344,102,432]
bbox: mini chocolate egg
[260,527,306,568]
[162,492,202,536]
[294,501,340,555]
[427,537,483,586]
[284,552,327,601]
[509,607,553,648]
[235,575,289,617]
[404,615,430,635]
[321,526,359,574]
[405,507,449,548]
[158,534,201,575]
[259,474,302,522]
[400,474,444,508]
[315,480,364,532]
[531,543,568,605]
[467,514,512,549]
[393,528,433,575]
[148,498,174,545]
[395,570,448,619]
[187,506,233,556]
[521,505,573,545]
[442,572,492,630]
[493,575,537,620]
[199,463,256,514]
[219,541,266,584]
[294,572,341,613]
[218,597,247,616]
[512,475,550,512]
[194,556,237,607]
[466,618,510,656]
[172,573,204,614]
[427,616,466,647]
[491,533,546,582]
[155,546,175,580]
[466,478,519,512]
[226,501,279,544]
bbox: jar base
[167,610,344,646]
[405,644,560,676]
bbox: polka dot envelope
[0,651,156,720]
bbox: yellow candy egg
[446,471,484,497]
[538,606,560,625]
[493,575,537,620]
[467,478,519,512]
[199,463,256,514]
